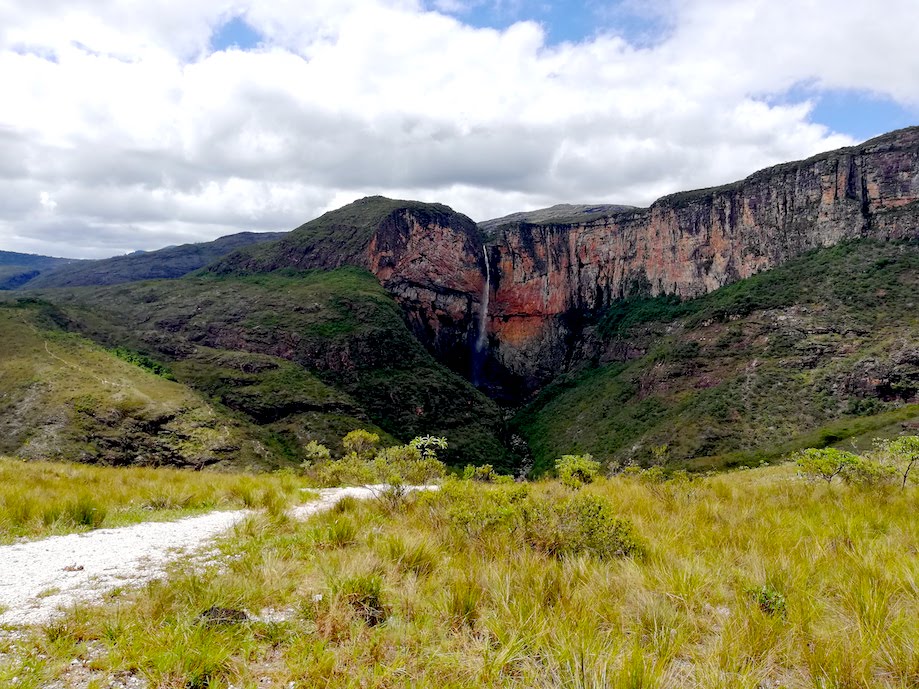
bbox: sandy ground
[0,485,427,627]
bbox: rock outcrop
[211,197,489,377]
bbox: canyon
[215,127,919,398]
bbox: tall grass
[8,465,919,688]
[0,456,308,542]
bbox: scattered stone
[198,606,250,626]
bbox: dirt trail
[0,485,428,627]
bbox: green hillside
[16,268,510,468]
[0,250,78,290]
[0,300,279,469]
[210,196,477,274]
[515,240,919,474]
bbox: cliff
[209,128,919,400]
[211,197,490,376]
[483,126,919,394]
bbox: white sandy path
[0,485,431,627]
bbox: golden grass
[6,465,919,688]
[0,456,309,543]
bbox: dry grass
[5,464,919,688]
[0,456,308,543]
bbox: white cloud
[0,0,916,258]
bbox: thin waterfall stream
[472,245,490,385]
[476,245,490,353]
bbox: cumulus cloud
[0,0,916,258]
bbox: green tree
[883,435,919,488]
[409,435,448,461]
[556,454,601,490]
[794,447,860,485]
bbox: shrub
[303,433,447,487]
[443,481,529,539]
[408,435,448,461]
[884,435,919,488]
[748,584,787,618]
[523,492,642,559]
[310,453,376,487]
[556,454,600,489]
[341,430,380,460]
[302,440,331,463]
[463,464,497,481]
[840,456,898,487]
[794,448,861,484]
[373,444,446,485]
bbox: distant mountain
[478,203,637,234]
[21,231,286,289]
[0,251,78,290]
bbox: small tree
[342,429,380,460]
[883,436,919,489]
[303,440,331,463]
[795,448,860,485]
[556,454,601,490]
[409,435,448,461]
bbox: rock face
[482,126,919,395]
[212,197,489,377]
[211,128,919,400]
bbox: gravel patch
[0,484,433,627]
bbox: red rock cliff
[484,127,919,393]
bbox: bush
[748,584,787,618]
[882,435,919,488]
[840,456,898,487]
[373,443,446,485]
[556,454,600,489]
[463,464,495,482]
[523,492,642,559]
[444,481,529,539]
[342,430,380,460]
[302,432,447,487]
[302,440,331,463]
[794,448,860,484]
[409,435,448,461]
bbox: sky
[0,1,917,259]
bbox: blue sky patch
[429,0,665,46]
[771,84,917,142]
[210,15,262,52]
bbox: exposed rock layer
[215,128,919,398]
[484,127,919,394]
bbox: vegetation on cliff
[5,267,509,468]
[515,240,919,474]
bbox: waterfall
[476,245,490,353]
[472,245,490,385]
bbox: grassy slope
[9,467,919,688]
[0,301,282,470]
[515,240,919,474]
[23,268,509,468]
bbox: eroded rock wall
[481,127,919,394]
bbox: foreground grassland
[6,465,919,688]
[0,457,308,543]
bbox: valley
[2,128,918,474]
